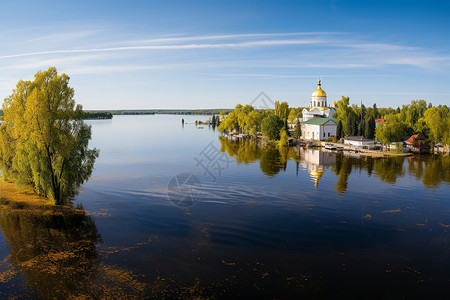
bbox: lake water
[0,115,449,299]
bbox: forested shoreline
[216,98,450,149]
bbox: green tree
[360,104,366,121]
[345,114,357,136]
[396,143,404,154]
[294,120,302,139]
[336,120,343,139]
[261,114,284,140]
[218,111,239,133]
[220,110,226,122]
[246,110,263,136]
[364,116,376,139]
[288,108,297,126]
[424,106,448,145]
[399,100,428,127]
[375,115,409,150]
[0,67,99,204]
[413,117,429,137]
[215,115,220,126]
[334,96,357,136]
[278,129,288,146]
[357,119,365,136]
[274,101,289,120]
[373,103,379,119]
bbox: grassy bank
[0,179,85,215]
[384,150,413,157]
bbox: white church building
[301,80,337,140]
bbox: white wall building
[301,118,337,140]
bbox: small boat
[324,143,337,150]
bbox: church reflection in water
[299,148,336,188]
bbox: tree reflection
[408,156,424,180]
[218,136,450,190]
[373,157,405,184]
[219,137,299,176]
[259,146,285,176]
[421,155,450,187]
[219,136,261,164]
[335,155,352,193]
[0,202,101,299]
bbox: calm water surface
[0,115,449,299]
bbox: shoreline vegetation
[0,178,81,214]
[83,111,113,119]
[191,100,449,157]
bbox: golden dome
[312,79,327,97]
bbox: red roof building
[375,119,385,128]
[404,133,430,153]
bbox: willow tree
[0,67,99,204]
[375,115,409,150]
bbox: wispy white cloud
[1,31,449,76]
[0,38,326,59]
[337,42,418,51]
[0,53,111,71]
[62,63,204,75]
[121,32,345,45]
[20,29,105,44]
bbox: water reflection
[0,202,101,298]
[1,116,448,298]
[219,137,450,190]
[301,149,336,188]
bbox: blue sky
[1,0,450,109]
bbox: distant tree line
[83,111,113,119]
[108,109,233,115]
